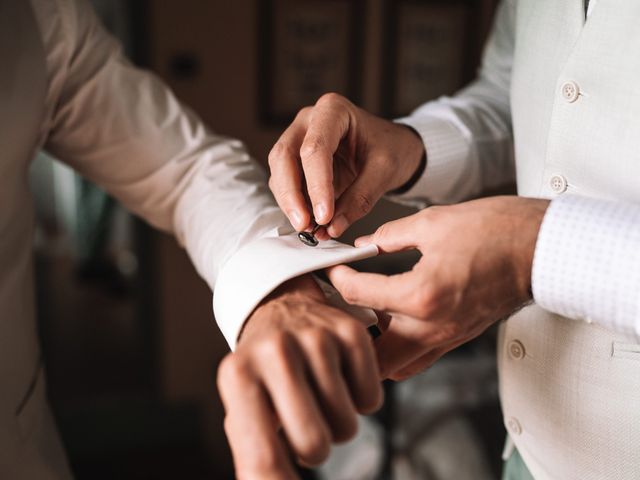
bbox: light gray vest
[500,1,640,478]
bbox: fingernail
[355,235,372,247]
[314,203,328,224]
[327,214,348,238]
[290,210,304,230]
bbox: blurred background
[31,0,508,478]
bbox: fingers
[332,320,384,413]
[373,314,439,379]
[377,320,486,381]
[326,157,389,238]
[299,93,353,224]
[386,333,473,381]
[297,328,358,443]
[255,333,333,467]
[269,110,312,231]
[387,347,446,381]
[217,356,299,480]
[354,213,423,252]
[326,265,414,314]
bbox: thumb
[355,213,422,253]
[326,159,389,238]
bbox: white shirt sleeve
[390,0,516,206]
[532,195,640,339]
[34,0,378,350]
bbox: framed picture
[382,0,475,118]
[258,0,363,125]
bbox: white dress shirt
[29,0,375,348]
[394,0,639,339]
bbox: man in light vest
[264,0,640,478]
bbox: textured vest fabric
[499,1,640,478]
[0,1,72,478]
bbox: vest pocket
[15,361,44,439]
[612,342,640,360]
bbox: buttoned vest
[499,1,640,478]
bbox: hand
[326,196,550,380]
[268,93,425,238]
[216,275,383,480]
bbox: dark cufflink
[298,231,319,247]
[298,223,322,247]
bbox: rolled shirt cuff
[213,231,379,350]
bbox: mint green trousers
[502,448,535,480]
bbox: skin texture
[216,274,383,480]
[268,93,425,239]
[327,196,550,380]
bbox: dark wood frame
[381,0,480,118]
[258,0,365,126]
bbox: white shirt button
[508,340,525,360]
[507,417,523,435]
[561,81,580,102]
[550,174,568,194]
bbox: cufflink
[298,223,322,247]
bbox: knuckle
[306,181,329,196]
[316,91,344,107]
[277,187,299,203]
[268,141,295,166]
[337,321,365,344]
[270,183,299,206]
[258,331,295,361]
[296,105,313,120]
[300,136,326,160]
[292,105,313,125]
[410,288,437,318]
[217,354,248,387]
[297,429,330,466]
[374,223,390,242]
[300,328,333,355]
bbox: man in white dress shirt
[268,0,640,478]
[2,0,390,478]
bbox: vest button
[550,174,568,194]
[561,80,580,102]
[507,417,523,435]
[508,340,525,360]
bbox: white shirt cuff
[213,230,379,350]
[392,115,472,205]
[532,195,640,339]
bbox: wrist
[511,198,550,301]
[239,275,324,343]
[388,124,427,194]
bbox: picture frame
[381,0,476,118]
[258,0,364,125]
